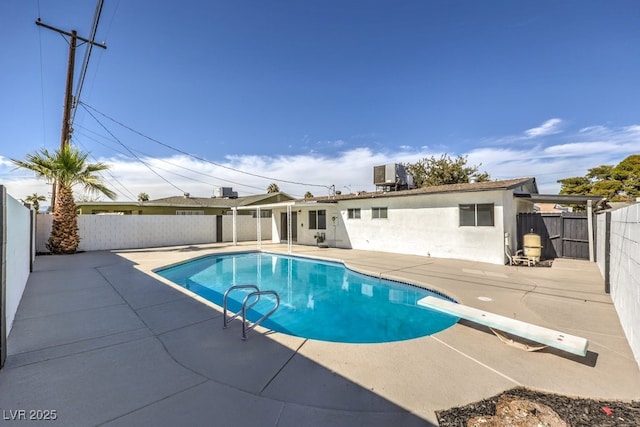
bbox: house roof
[77,192,293,209]
[304,177,538,203]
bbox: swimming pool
[156,252,458,343]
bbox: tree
[304,191,314,199]
[137,192,150,202]
[613,154,640,198]
[558,154,640,201]
[557,176,592,195]
[405,154,490,187]
[11,145,116,254]
[267,183,280,193]
[24,193,46,213]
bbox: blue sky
[1,0,639,203]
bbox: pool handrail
[223,285,260,329]
[241,290,280,340]
[222,284,280,340]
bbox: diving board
[418,296,589,357]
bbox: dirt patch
[436,387,640,426]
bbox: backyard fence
[36,214,272,253]
[596,204,640,369]
[517,212,590,260]
[0,186,34,368]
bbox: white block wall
[608,204,640,368]
[4,192,31,337]
[596,213,607,277]
[37,215,215,252]
[36,214,272,252]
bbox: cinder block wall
[604,204,640,369]
[1,187,31,341]
[36,215,272,252]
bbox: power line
[76,129,235,189]
[70,0,105,126]
[80,104,189,196]
[79,102,332,189]
[73,137,138,201]
[36,1,47,148]
[74,125,268,192]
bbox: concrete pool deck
[1,243,639,426]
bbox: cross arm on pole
[35,19,107,50]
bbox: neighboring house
[264,178,539,265]
[534,203,572,213]
[76,192,294,216]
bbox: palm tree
[24,193,47,213]
[304,191,314,199]
[267,183,280,193]
[11,145,116,254]
[137,192,150,202]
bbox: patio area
[1,243,639,426]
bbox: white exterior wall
[4,192,32,337]
[283,190,520,265]
[296,207,342,246]
[608,204,640,368]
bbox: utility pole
[35,19,107,209]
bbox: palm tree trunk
[47,185,79,254]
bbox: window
[372,207,388,219]
[347,208,361,219]
[309,209,326,229]
[459,204,494,226]
[176,210,204,215]
[251,210,271,218]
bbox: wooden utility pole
[35,19,106,208]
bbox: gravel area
[436,387,640,426]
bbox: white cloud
[542,141,618,157]
[524,118,563,138]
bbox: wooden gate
[517,212,590,260]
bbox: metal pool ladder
[222,285,280,340]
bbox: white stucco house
[249,177,539,265]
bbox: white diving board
[418,296,589,357]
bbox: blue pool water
[156,252,458,343]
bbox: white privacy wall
[37,215,216,252]
[3,190,31,337]
[607,204,640,368]
[36,215,272,252]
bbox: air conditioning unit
[373,164,413,190]
[213,186,238,198]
